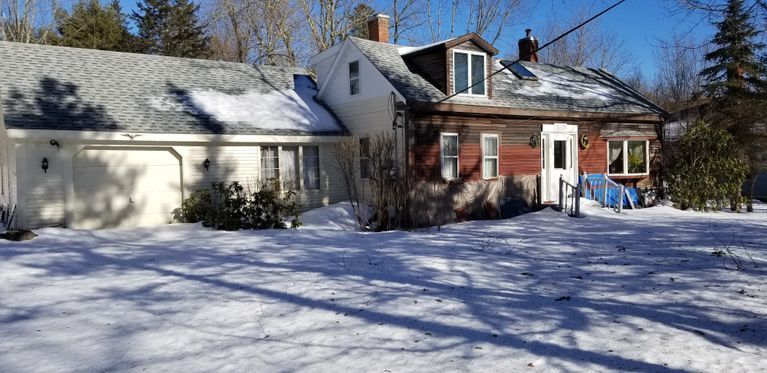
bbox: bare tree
[465,0,521,44]
[538,11,635,75]
[389,0,425,44]
[0,0,54,43]
[653,34,707,111]
[297,0,358,52]
[423,0,459,43]
[207,0,300,65]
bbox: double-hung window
[608,140,648,175]
[441,133,459,179]
[349,61,360,95]
[453,50,486,96]
[482,134,499,179]
[261,146,280,181]
[303,146,320,190]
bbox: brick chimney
[518,29,539,63]
[367,14,390,43]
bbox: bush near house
[175,180,301,230]
[667,121,748,211]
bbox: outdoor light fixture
[49,139,61,149]
[41,158,49,173]
[203,158,211,171]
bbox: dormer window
[453,50,486,96]
[349,61,360,95]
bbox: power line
[431,0,628,105]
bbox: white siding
[13,140,346,229]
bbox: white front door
[541,124,578,203]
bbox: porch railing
[558,176,581,217]
[581,173,636,213]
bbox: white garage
[0,41,348,230]
[72,147,182,229]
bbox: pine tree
[699,0,766,210]
[131,0,210,58]
[54,0,135,52]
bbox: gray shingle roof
[350,37,664,117]
[0,41,345,135]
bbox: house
[310,14,667,224]
[0,41,347,229]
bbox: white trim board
[7,129,346,144]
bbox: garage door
[73,147,182,229]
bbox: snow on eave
[398,37,457,55]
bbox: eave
[407,102,665,124]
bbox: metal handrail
[558,176,581,217]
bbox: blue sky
[114,0,717,78]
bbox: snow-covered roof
[0,41,346,136]
[350,36,664,117]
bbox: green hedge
[175,180,300,230]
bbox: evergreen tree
[54,0,134,51]
[699,0,766,210]
[131,0,210,58]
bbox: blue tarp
[580,174,639,208]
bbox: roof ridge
[0,40,305,71]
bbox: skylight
[501,60,538,80]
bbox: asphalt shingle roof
[350,36,664,117]
[0,41,345,135]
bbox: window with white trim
[453,50,486,96]
[280,146,299,190]
[441,133,459,179]
[608,140,649,175]
[349,61,360,95]
[482,134,498,179]
[303,146,320,190]
[261,146,280,181]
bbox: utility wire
[432,0,628,105]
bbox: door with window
[541,124,578,203]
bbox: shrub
[667,121,747,210]
[174,180,301,230]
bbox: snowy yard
[1,202,765,372]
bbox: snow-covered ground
[1,202,765,372]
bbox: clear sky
[114,0,718,78]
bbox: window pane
[454,52,468,94]
[471,54,485,95]
[628,141,647,174]
[442,158,458,179]
[442,135,458,157]
[554,140,566,169]
[280,147,299,190]
[261,146,279,181]
[349,61,359,95]
[541,139,545,169]
[303,146,320,190]
[483,136,497,156]
[483,158,498,178]
[608,141,624,174]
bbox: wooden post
[575,184,581,217]
[618,185,624,213]
[558,176,564,210]
[602,174,608,207]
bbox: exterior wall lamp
[42,158,49,173]
[203,158,211,171]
